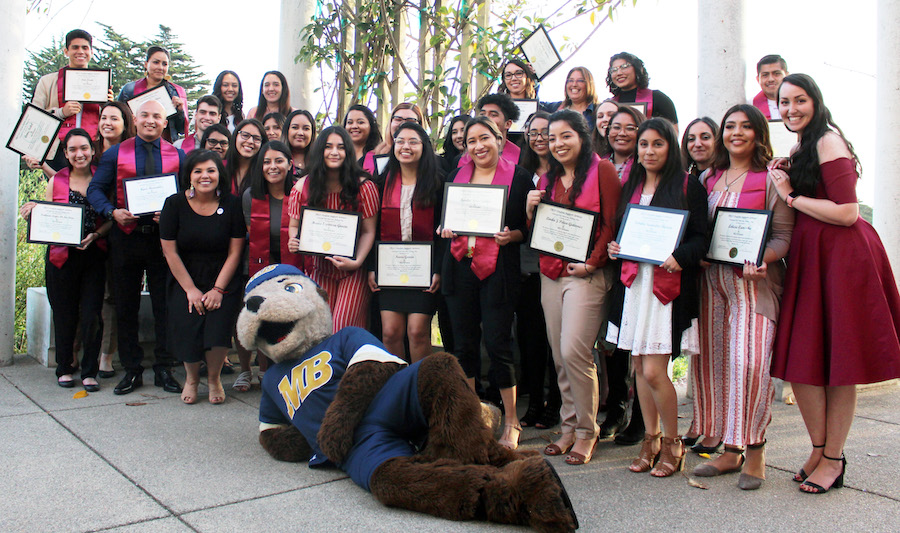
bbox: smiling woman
[117,46,188,142]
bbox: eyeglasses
[527,130,549,139]
[609,124,638,133]
[205,138,229,148]
[394,138,422,147]
[391,116,420,124]
[566,78,586,85]
[504,70,526,81]
[609,63,632,74]
[237,130,262,144]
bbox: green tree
[147,25,210,103]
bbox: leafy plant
[15,170,47,353]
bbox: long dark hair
[518,111,551,175]
[544,110,594,206]
[778,73,860,196]
[250,140,295,200]
[93,101,134,163]
[305,126,368,211]
[384,122,442,208]
[711,104,772,172]
[343,104,382,154]
[680,117,718,175]
[225,118,265,194]
[441,114,470,161]
[213,70,244,124]
[281,109,318,157]
[497,58,537,99]
[62,128,94,172]
[180,149,229,197]
[617,118,685,222]
[606,52,650,96]
[253,71,291,120]
[591,99,618,157]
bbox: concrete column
[279,0,316,111]
[0,3,25,365]
[875,0,900,271]
[696,0,746,121]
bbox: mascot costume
[237,264,578,532]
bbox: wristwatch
[786,191,799,208]
[106,207,116,219]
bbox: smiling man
[752,55,789,120]
[87,100,186,396]
[175,95,222,152]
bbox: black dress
[159,193,246,363]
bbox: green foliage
[15,170,47,354]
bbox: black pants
[445,260,518,389]
[109,225,173,373]
[45,245,106,379]
[605,348,633,416]
[515,272,560,408]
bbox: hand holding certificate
[126,84,178,118]
[614,205,689,265]
[296,207,362,259]
[376,242,433,289]
[27,201,85,246]
[528,200,598,263]
[441,183,508,237]
[123,174,179,216]
[6,104,63,163]
[706,207,772,266]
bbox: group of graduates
[20,28,900,496]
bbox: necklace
[724,167,749,191]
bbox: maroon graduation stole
[48,167,106,268]
[115,137,180,234]
[380,172,435,242]
[614,88,654,118]
[752,91,772,120]
[249,194,298,276]
[449,158,515,280]
[56,68,100,142]
[537,154,602,280]
[618,173,689,305]
[181,134,196,153]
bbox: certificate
[127,84,178,118]
[376,242,433,289]
[768,120,798,158]
[615,204,690,265]
[510,99,539,134]
[529,200,598,263]
[123,173,179,215]
[64,68,111,103]
[27,201,85,246]
[296,207,362,259]
[517,25,563,81]
[441,183,508,237]
[6,103,63,163]
[622,101,648,117]
[707,207,772,266]
[373,153,390,175]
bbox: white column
[696,0,746,121]
[0,3,25,365]
[875,0,900,271]
[279,0,316,111]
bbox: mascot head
[237,264,333,363]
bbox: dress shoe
[154,367,182,393]
[615,397,645,445]
[98,369,117,379]
[114,372,143,395]
[57,377,75,388]
[598,409,628,439]
[83,379,100,393]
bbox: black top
[615,88,678,125]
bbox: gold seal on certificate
[376,242,433,289]
[64,68,111,103]
[6,103,64,163]
[528,200,598,263]
[123,174,179,216]
[296,207,362,259]
[706,207,772,266]
[27,201,86,246]
[441,183,508,237]
[615,204,690,265]
[126,84,178,118]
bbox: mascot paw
[259,425,313,462]
[482,456,578,533]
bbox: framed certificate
[510,99,539,134]
[296,206,362,259]
[517,25,563,81]
[373,153,390,176]
[441,183,508,237]
[64,68,111,103]
[529,200,598,263]
[615,204,690,265]
[6,103,63,163]
[622,101,648,117]
[376,241,433,289]
[126,84,178,118]
[27,201,85,246]
[123,173,179,215]
[768,120,798,158]
[707,207,772,266]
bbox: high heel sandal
[544,438,574,456]
[498,423,522,450]
[565,437,598,466]
[692,445,745,477]
[519,404,543,428]
[650,436,685,477]
[629,433,661,473]
[800,454,846,494]
[793,443,825,482]
[737,440,766,490]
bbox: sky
[24,0,877,201]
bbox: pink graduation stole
[380,172,434,242]
[752,92,771,120]
[705,168,768,276]
[56,68,100,142]
[115,137,180,233]
[48,167,106,268]
[362,151,376,175]
[181,134,196,153]
[615,88,654,118]
[449,158,515,280]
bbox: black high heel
[793,443,826,482]
[800,454,846,494]
[519,404,543,428]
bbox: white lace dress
[606,194,699,356]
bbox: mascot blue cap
[245,264,311,295]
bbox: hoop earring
[189,185,195,199]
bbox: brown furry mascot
[237,264,577,532]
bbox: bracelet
[212,286,227,295]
